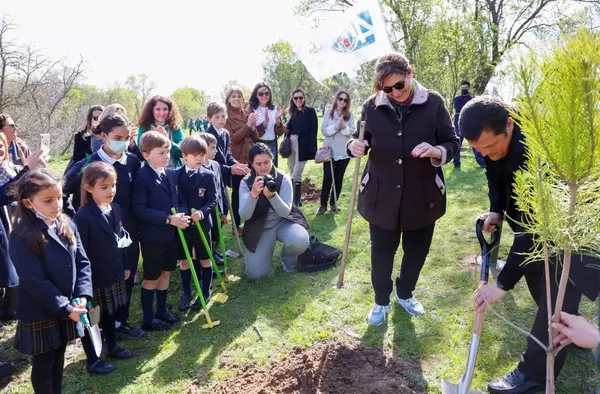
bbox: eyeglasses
[92,116,99,121]
[382,81,406,94]
[337,97,348,103]
[4,124,16,130]
[293,96,304,101]
[258,91,270,97]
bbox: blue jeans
[259,139,278,167]
[453,120,485,168]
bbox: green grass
[1,145,598,393]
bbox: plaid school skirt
[14,317,78,355]
[91,279,127,316]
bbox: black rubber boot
[294,181,302,207]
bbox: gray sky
[3,0,302,98]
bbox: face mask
[117,229,133,248]
[28,200,58,225]
[461,88,469,95]
[107,138,128,154]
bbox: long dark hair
[138,95,180,131]
[330,90,351,121]
[81,162,117,206]
[249,82,275,111]
[287,88,306,119]
[84,105,104,136]
[12,169,75,257]
[248,142,275,178]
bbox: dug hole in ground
[188,341,425,394]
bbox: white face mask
[117,229,132,248]
[28,200,58,225]
[107,138,128,155]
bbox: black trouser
[81,312,117,365]
[320,159,350,207]
[369,223,435,305]
[31,343,67,394]
[116,240,139,324]
[518,258,598,383]
[0,285,17,316]
[231,174,243,228]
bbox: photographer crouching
[240,143,309,279]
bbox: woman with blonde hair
[224,86,259,235]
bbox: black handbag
[279,132,292,158]
[297,236,342,272]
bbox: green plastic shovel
[215,204,240,282]
[172,208,219,329]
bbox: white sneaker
[367,303,391,326]
[395,294,425,316]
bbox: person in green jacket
[137,95,184,168]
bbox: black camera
[262,174,277,192]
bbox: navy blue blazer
[133,164,188,243]
[206,125,238,186]
[10,217,93,321]
[203,160,228,216]
[74,202,128,287]
[176,166,217,221]
[0,166,29,288]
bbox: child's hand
[68,305,87,323]
[220,214,227,225]
[170,213,190,229]
[124,270,131,280]
[191,211,203,222]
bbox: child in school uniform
[9,169,92,394]
[204,102,250,263]
[175,136,217,310]
[198,132,228,268]
[63,113,144,340]
[74,162,134,375]
[133,131,189,331]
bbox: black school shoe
[141,318,171,332]
[191,295,210,311]
[0,361,16,378]
[487,369,544,394]
[115,322,145,340]
[178,294,191,311]
[87,358,116,375]
[107,345,134,360]
[156,310,181,324]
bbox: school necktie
[187,170,196,177]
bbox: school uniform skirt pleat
[92,279,127,316]
[14,317,78,355]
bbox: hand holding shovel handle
[337,121,366,289]
[172,208,220,329]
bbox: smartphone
[40,133,50,151]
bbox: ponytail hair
[12,169,75,257]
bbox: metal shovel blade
[441,334,483,394]
[225,249,240,259]
[86,324,103,357]
[441,380,485,394]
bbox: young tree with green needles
[512,28,600,393]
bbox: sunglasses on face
[382,81,406,94]
[92,116,99,121]
[293,96,304,101]
[258,91,270,97]
[337,97,348,103]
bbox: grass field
[0,144,598,393]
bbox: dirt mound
[301,178,320,202]
[189,341,425,394]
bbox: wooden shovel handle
[473,280,487,335]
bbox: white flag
[292,0,393,83]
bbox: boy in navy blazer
[133,131,190,331]
[175,136,217,311]
[199,132,229,264]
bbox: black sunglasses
[293,96,304,101]
[337,97,348,103]
[258,91,270,97]
[92,116,99,121]
[382,81,406,94]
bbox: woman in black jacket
[65,105,104,173]
[285,88,318,206]
[348,52,459,326]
